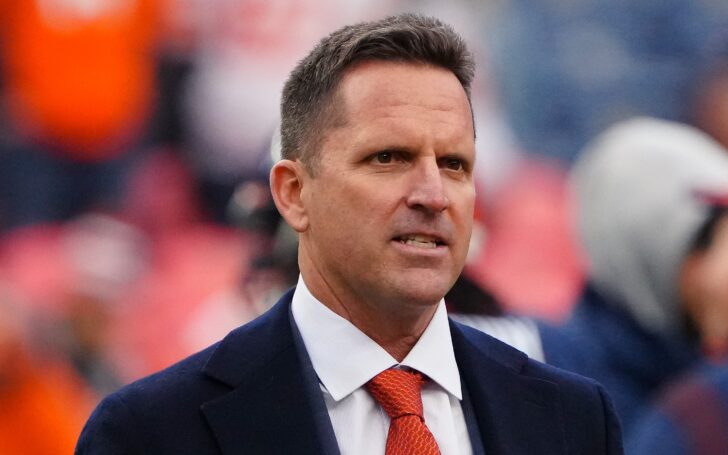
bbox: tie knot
[366,368,425,420]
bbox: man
[76,14,622,454]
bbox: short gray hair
[280,13,475,173]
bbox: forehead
[326,61,474,147]
[339,61,471,119]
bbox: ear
[270,160,309,232]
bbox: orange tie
[366,368,441,455]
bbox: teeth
[400,235,439,249]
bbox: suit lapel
[200,291,339,455]
[451,321,566,455]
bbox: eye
[370,150,407,165]
[442,158,464,171]
[376,152,393,164]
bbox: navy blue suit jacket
[76,290,623,454]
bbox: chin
[390,274,455,307]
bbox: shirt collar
[291,275,462,402]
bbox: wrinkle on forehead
[340,61,471,115]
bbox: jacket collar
[200,289,340,455]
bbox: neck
[299,256,439,362]
[347,305,438,362]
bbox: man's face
[298,60,475,314]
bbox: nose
[405,159,450,213]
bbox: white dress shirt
[291,276,473,455]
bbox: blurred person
[628,359,728,455]
[112,149,252,377]
[62,293,124,396]
[540,117,728,439]
[0,211,148,396]
[0,287,93,454]
[0,151,254,387]
[0,0,159,229]
[628,202,728,454]
[55,213,150,396]
[77,14,622,454]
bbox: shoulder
[106,343,225,412]
[452,320,624,453]
[524,356,620,423]
[76,296,295,454]
[75,344,227,454]
[99,292,295,410]
[452,317,608,393]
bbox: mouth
[393,234,446,249]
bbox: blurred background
[2,0,728,452]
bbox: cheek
[453,187,476,231]
[708,270,728,306]
[311,183,386,241]
[703,249,728,299]
[687,259,728,337]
